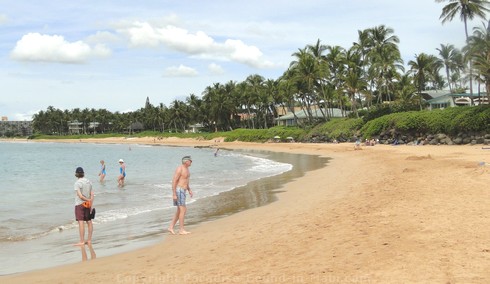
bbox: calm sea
[0,141,327,275]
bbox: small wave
[244,155,293,175]
[92,205,162,224]
[1,224,67,243]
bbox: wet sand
[3,137,490,283]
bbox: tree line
[32,0,490,135]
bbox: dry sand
[3,137,490,283]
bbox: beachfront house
[275,108,348,126]
[187,123,204,133]
[420,90,489,110]
[68,120,83,134]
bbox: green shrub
[307,118,364,140]
[361,103,420,122]
[360,106,490,138]
[220,127,306,142]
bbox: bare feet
[179,230,191,235]
[167,228,175,235]
[73,242,85,246]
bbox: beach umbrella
[273,135,280,139]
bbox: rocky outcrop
[374,131,490,146]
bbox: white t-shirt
[74,177,92,206]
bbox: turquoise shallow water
[0,141,327,275]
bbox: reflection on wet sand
[80,243,96,261]
[186,150,329,224]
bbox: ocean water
[0,141,327,275]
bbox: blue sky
[0,0,482,120]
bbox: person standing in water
[118,159,126,187]
[98,160,106,182]
[168,156,193,235]
[74,167,94,246]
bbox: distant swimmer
[98,160,106,182]
[214,148,219,157]
[118,159,126,187]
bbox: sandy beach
[3,137,490,283]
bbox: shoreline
[3,137,490,283]
[0,139,323,276]
[1,138,327,276]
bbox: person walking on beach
[98,160,106,182]
[168,155,194,235]
[74,167,94,246]
[118,159,126,187]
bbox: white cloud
[163,64,198,77]
[118,21,274,69]
[10,33,111,63]
[208,63,224,75]
[224,39,274,68]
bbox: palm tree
[408,53,440,109]
[289,47,323,124]
[464,20,490,103]
[364,25,403,103]
[168,100,189,131]
[244,74,266,128]
[343,67,367,117]
[277,70,300,124]
[222,80,240,130]
[436,44,461,92]
[324,45,348,115]
[436,0,490,39]
[394,74,418,107]
[186,94,204,126]
[436,0,490,94]
[202,83,234,131]
[263,79,280,127]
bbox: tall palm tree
[277,70,300,124]
[306,39,331,120]
[222,80,239,130]
[436,43,461,92]
[167,100,188,131]
[186,94,204,125]
[436,0,490,94]
[364,25,403,103]
[464,20,490,103]
[202,83,235,131]
[343,67,367,117]
[263,79,280,127]
[289,47,323,124]
[244,74,266,128]
[408,53,440,109]
[394,74,418,107]
[436,0,490,39]
[324,45,348,114]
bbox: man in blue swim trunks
[168,155,193,235]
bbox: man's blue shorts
[173,188,186,206]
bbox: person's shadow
[80,243,97,261]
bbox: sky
[0,0,484,121]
